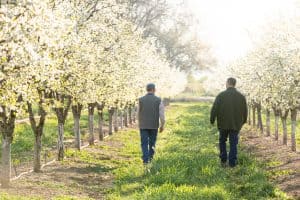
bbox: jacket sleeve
[210,95,220,124]
[159,101,165,128]
[243,96,248,124]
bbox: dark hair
[146,83,155,92]
[227,78,236,87]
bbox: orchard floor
[0,102,298,199]
[241,127,300,199]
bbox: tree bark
[129,106,133,125]
[88,103,96,145]
[124,107,128,127]
[120,110,124,129]
[274,108,280,141]
[281,110,289,145]
[291,109,297,151]
[252,106,256,128]
[248,105,251,125]
[27,99,47,173]
[1,136,12,188]
[54,95,71,161]
[34,133,42,172]
[108,108,114,135]
[97,104,104,141]
[133,106,137,123]
[266,109,271,137]
[57,122,64,161]
[72,104,82,150]
[257,103,263,134]
[0,108,16,187]
[114,108,118,132]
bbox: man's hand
[159,127,164,133]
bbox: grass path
[0,102,292,199]
[107,103,290,199]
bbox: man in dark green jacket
[210,78,247,167]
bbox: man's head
[226,77,236,88]
[146,83,156,93]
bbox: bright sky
[183,0,296,65]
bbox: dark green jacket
[210,87,248,131]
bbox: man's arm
[210,95,219,125]
[159,101,165,132]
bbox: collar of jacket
[226,87,236,91]
[147,93,154,95]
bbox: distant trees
[126,0,215,72]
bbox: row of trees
[0,0,187,187]
[230,14,300,152]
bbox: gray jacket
[138,93,165,129]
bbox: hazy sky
[182,0,296,65]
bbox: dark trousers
[219,129,239,167]
[140,129,158,164]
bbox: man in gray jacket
[138,83,165,164]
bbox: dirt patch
[241,126,300,199]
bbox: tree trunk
[252,106,256,128]
[0,108,16,187]
[129,106,133,125]
[72,104,82,150]
[1,136,12,187]
[291,109,297,151]
[114,108,118,132]
[54,95,71,161]
[248,105,251,125]
[124,108,128,127]
[57,122,64,161]
[266,109,271,137]
[27,100,47,173]
[133,106,137,123]
[108,108,114,135]
[281,110,289,145]
[274,109,280,141]
[88,103,96,145]
[97,104,104,141]
[33,133,42,172]
[120,110,124,129]
[257,103,263,134]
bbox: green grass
[107,103,290,200]
[1,109,109,164]
[0,193,40,200]
[0,103,292,199]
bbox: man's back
[210,87,247,131]
[138,93,161,129]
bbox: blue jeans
[219,129,239,167]
[140,129,158,164]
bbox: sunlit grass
[107,102,290,200]
[0,102,292,200]
[0,193,41,200]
